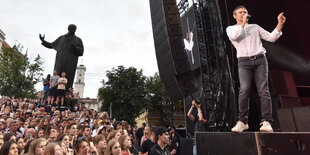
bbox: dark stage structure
[150,0,310,131]
[150,0,237,135]
[149,0,310,154]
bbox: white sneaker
[259,121,273,132]
[231,121,249,132]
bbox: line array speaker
[150,0,195,100]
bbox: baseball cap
[26,110,32,114]
[38,107,45,112]
[155,127,170,138]
[98,120,104,125]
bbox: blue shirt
[43,79,50,91]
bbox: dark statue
[39,24,84,90]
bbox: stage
[180,132,310,155]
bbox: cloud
[0,0,158,98]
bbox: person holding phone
[186,100,208,155]
[187,100,208,132]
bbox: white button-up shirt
[226,24,282,58]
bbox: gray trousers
[237,55,273,124]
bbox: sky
[0,0,159,98]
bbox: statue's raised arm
[39,33,54,49]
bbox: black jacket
[149,143,170,155]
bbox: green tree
[98,66,150,125]
[145,73,163,112]
[0,46,44,98]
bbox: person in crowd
[41,74,51,106]
[48,126,59,144]
[16,137,25,155]
[37,128,45,138]
[187,100,207,132]
[56,134,70,150]
[186,100,207,155]
[26,138,47,155]
[139,127,156,155]
[75,137,98,155]
[0,140,18,155]
[140,126,151,146]
[66,88,77,110]
[25,127,37,140]
[3,133,16,143]
[23,139,32,154]
[149,127,170,155]
[93,135,107,155]
[38,118,48,131]
[6,120,23,139]
[167,126,180,155]
[55,72,67,107]
[44,143,63,155]
[28,118,38,130]
[82,126,92,142]
[0,138,4,150]
[104,140,121,155]
[135,123,145,147]
[113,122,122,131]
[48,70,60,105]
[106,130,121,142]
[0,120,6,134]
[118,135,132,155]
[67,123,78,147]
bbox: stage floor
[194,132,310,155]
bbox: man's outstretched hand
[39,33,45,42]
[278,12,286,25]
[276,12,286,32]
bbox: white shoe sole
[260,128,273,132]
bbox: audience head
[44,143,62,155]
[0,140,18,155]
[104,139,121,155]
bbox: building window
[79,79,81,83]
[79,74,81,76]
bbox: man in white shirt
[226,5,286,132]
[184,32,194,64]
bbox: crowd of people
[0,73,180,155]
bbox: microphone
[247,15,251,19]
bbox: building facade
[0,29,5,50]
[74,64,86,98]
[78,98,99,111]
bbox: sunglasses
[77,135,86,142]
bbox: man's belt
[238,54,265,62]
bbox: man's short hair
[18,118,25,123]
[151,127,157,133]
[233,5,247,15]
[67,123,77,129]
[82,125,90,131]
[9,120,18,126]
[155,127,168,141]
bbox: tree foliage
[0,46,44,98]
[145,73,163,112]
[98,66,150,125]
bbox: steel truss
[161,89,173,126]
[193,0,236,131]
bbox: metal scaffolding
[193,0,236,131]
